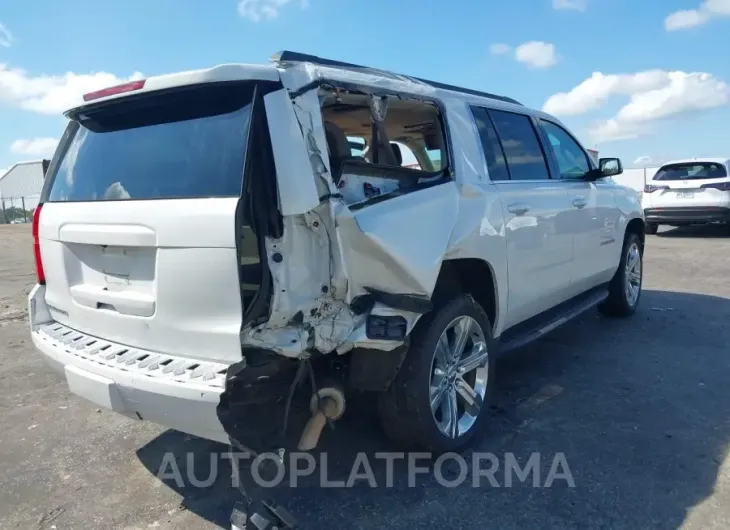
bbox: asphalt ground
[1,223,729,529]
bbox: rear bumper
[29,286,231,443]
[644,207,730,224]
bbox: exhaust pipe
[297,386,346,451]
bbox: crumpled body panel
[240,68,513,359]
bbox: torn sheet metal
[241,300,358,358]
[248,70,510,356]
[241,326,310,358]
[240,201,357,357]
[264,212,331,327]
[334,183,460,302]
[278,62,438,100]
[289,89,337,198]
[263,89,320,216]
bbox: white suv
[642,158,730,234]
[29,51,644,463]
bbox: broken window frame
[314,79,454,210]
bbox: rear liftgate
[217,83,459,529]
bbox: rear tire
[599,232,643,317]
[645,223,658,235]
[377,295,496,452]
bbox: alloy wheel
[429,316,489,439]
[625,242,642,306]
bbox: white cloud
[489,43,512,56]
[10,138,59,157]
[237,0,308,22]
[665,9,708,30]
[634,156,654,166]
[665,0,730,30]
[543,71,671,116]
[0,22,13,47]
[615,72,729,122]
[545,70,730,143]
[514,41,558,69]
[553,0,588,11]
[0,64,144,114]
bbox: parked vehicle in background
[28,50,644,528]
[642,158,730,234]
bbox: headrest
[324,121,351,159]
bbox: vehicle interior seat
[324,121,352,184]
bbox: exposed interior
[238,86,283,327]
[320,89,449,206]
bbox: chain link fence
[0,194,41,225]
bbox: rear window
[45,83,255,202]
[654,162,727,181]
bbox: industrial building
[0,160,49,223]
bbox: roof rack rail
[272,50,523,106]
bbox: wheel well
[432,259,497,329]
[626,218,645,248]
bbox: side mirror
[599,157,623,177]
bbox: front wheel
[377,295,496,452]
[599,232,643,317]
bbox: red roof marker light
[83,80,146,102]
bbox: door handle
[572,197,588,209]
[507,203,530,216]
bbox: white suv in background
[29,50,644,527]
[642,158,730,234]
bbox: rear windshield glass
[45,83,254,202]
[654,162,727,181]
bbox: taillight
[83,79,146,101]
[644,184,667,193]
[32,205,45,285]
[701,182,730,191]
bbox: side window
[426,148,442,171]
[348,136,367,159]
[393,142,422,170]
[470,106,510,181]
[321,94,447,176]
[320,90,449,207]
[540,120,591,180]
[488,110,550,181]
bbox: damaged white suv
[29,51,644,458]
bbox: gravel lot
[1,223,729,529]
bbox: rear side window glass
[46,83,255,202]
[540,120,591,180]
[471,106,510,181]
[488,110,550,181]
[426,148,442,171]
[654,162,728,181]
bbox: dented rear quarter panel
[255,67,511,354]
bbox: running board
[498,286,609,355]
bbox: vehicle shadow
[137,289,730,529]
[656,224,730,238]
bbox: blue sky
[1,0,729,175]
